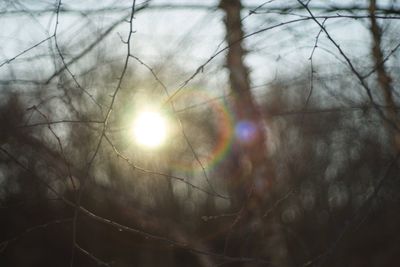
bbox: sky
[0,0,398,100]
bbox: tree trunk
[219,1,289,266]
[369,0,400,152]
[219,0,272,206]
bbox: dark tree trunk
[219,0,272,205]
[369,0,400,152]
[219,1,289,266]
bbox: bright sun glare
[131,111,168,148]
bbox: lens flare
[131,111,168,148]
[235,120,258,143]
[169,89,234,173]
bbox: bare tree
[0,1,400,266]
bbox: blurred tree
[0,0,400,267]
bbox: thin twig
[297,0,400,132]
[0,218,72,254]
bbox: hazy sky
[0,0,398,97]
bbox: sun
[131,111,168,148]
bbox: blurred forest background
[1,0,400,266]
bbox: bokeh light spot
[235,120,257,143]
